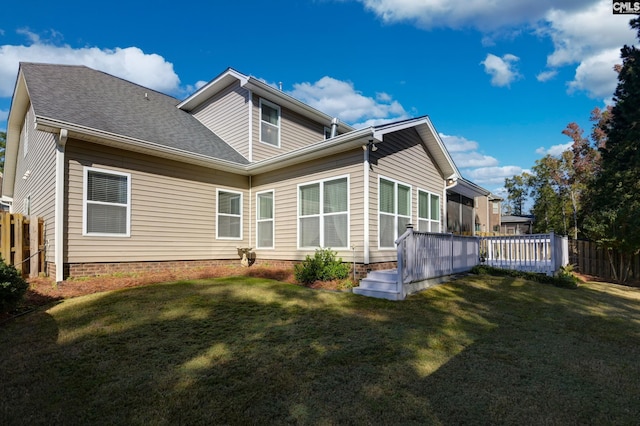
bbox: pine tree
[583,18,640,282]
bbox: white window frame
[216,189,243,240]
[297,175,350,250]
[492,201,500,214]
[378,176,412,249]
[417,188,441,233]
[259,99,281,147]
[83,167,131,237]
[256,190,275,249]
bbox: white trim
[248,90,253,162]
[297,174,350,250]
[378,175,412,250]
[55,130,67,282]
[259,98,281,148]
[82,166,131,237]
[256,189,275,250]
[363,147,370,264]
[216,188,243,240]
[417,188,441,233]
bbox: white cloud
[536,70,557,82]
[536,141,573,156]
[287,76,409,127]
[481,53,521,87]
[356,0,588,31]
[440,133,478,152]
[465,165,526,186]
[0,30,181,98]
[540,1,635,99]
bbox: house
[474,193,502,235]
[500,215,534,235]
[3,62,489,282]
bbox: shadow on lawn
[1,276,639,425]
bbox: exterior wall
[251,95,328,162]
[10,105,57,263]
[250,148,364,263]
[367,128,446,264]
[65,140,250,264]
[191,81,250,159]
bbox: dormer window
[260,99,280,147]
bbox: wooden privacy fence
[570,239,640,283]
[0,212,45,277]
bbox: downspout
[55,129,68,283]
[248,175,252,249]
[248,91,253,162]
[363,142,371,265]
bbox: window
[298,176,349,249]
[256,191,274,249]
[418,190,440,232]
[492,201,499,214]
[83,167,130,236]
[379,177,411,248]
[217,190,242,239]
[260,99,280,147]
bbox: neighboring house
[3,63,489,282]
[475,193,502,235]
[500,215,534,235]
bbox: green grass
[1,275,639,425]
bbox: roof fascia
[247,127,373,174]
[35,117,249,174]
[2,69,29,198]
[450,178,491,199]
[177,68,249,111]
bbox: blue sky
[0,0,635,196]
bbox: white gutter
[248,90,253,162]
[55,129,68,282]
[363,142,371,265]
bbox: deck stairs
[352,269,403,301]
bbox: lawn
[1,274,639,425]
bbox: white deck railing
[479,232,568,275]
[396,225,479,285]
[395,226,569,293]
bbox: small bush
[470,264,579,289]
[0,261,29,313]
[294,248,350,285]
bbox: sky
[0,0,636,198]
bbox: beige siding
[65,140,250,263]
[251,95,328,162]
[251,149,364,262]
[367,128,446,263]
[11,105,57,263]
[191,81,250,159]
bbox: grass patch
[1,275,639,424]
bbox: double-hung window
[260,99,280,147]
[83,167,131,236]
[418,189,440,232]
[298,176,349,249]
[217,190,242,239]
[256,191,274,249]
[379,177,411,248]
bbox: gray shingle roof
[20,63,249,165]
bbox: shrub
[0,261,29,313]
[470,264,579,289]
[294,248,350,284]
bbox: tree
[0,130,5,172]
[504,174,530,216]
[582,17,640,283]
